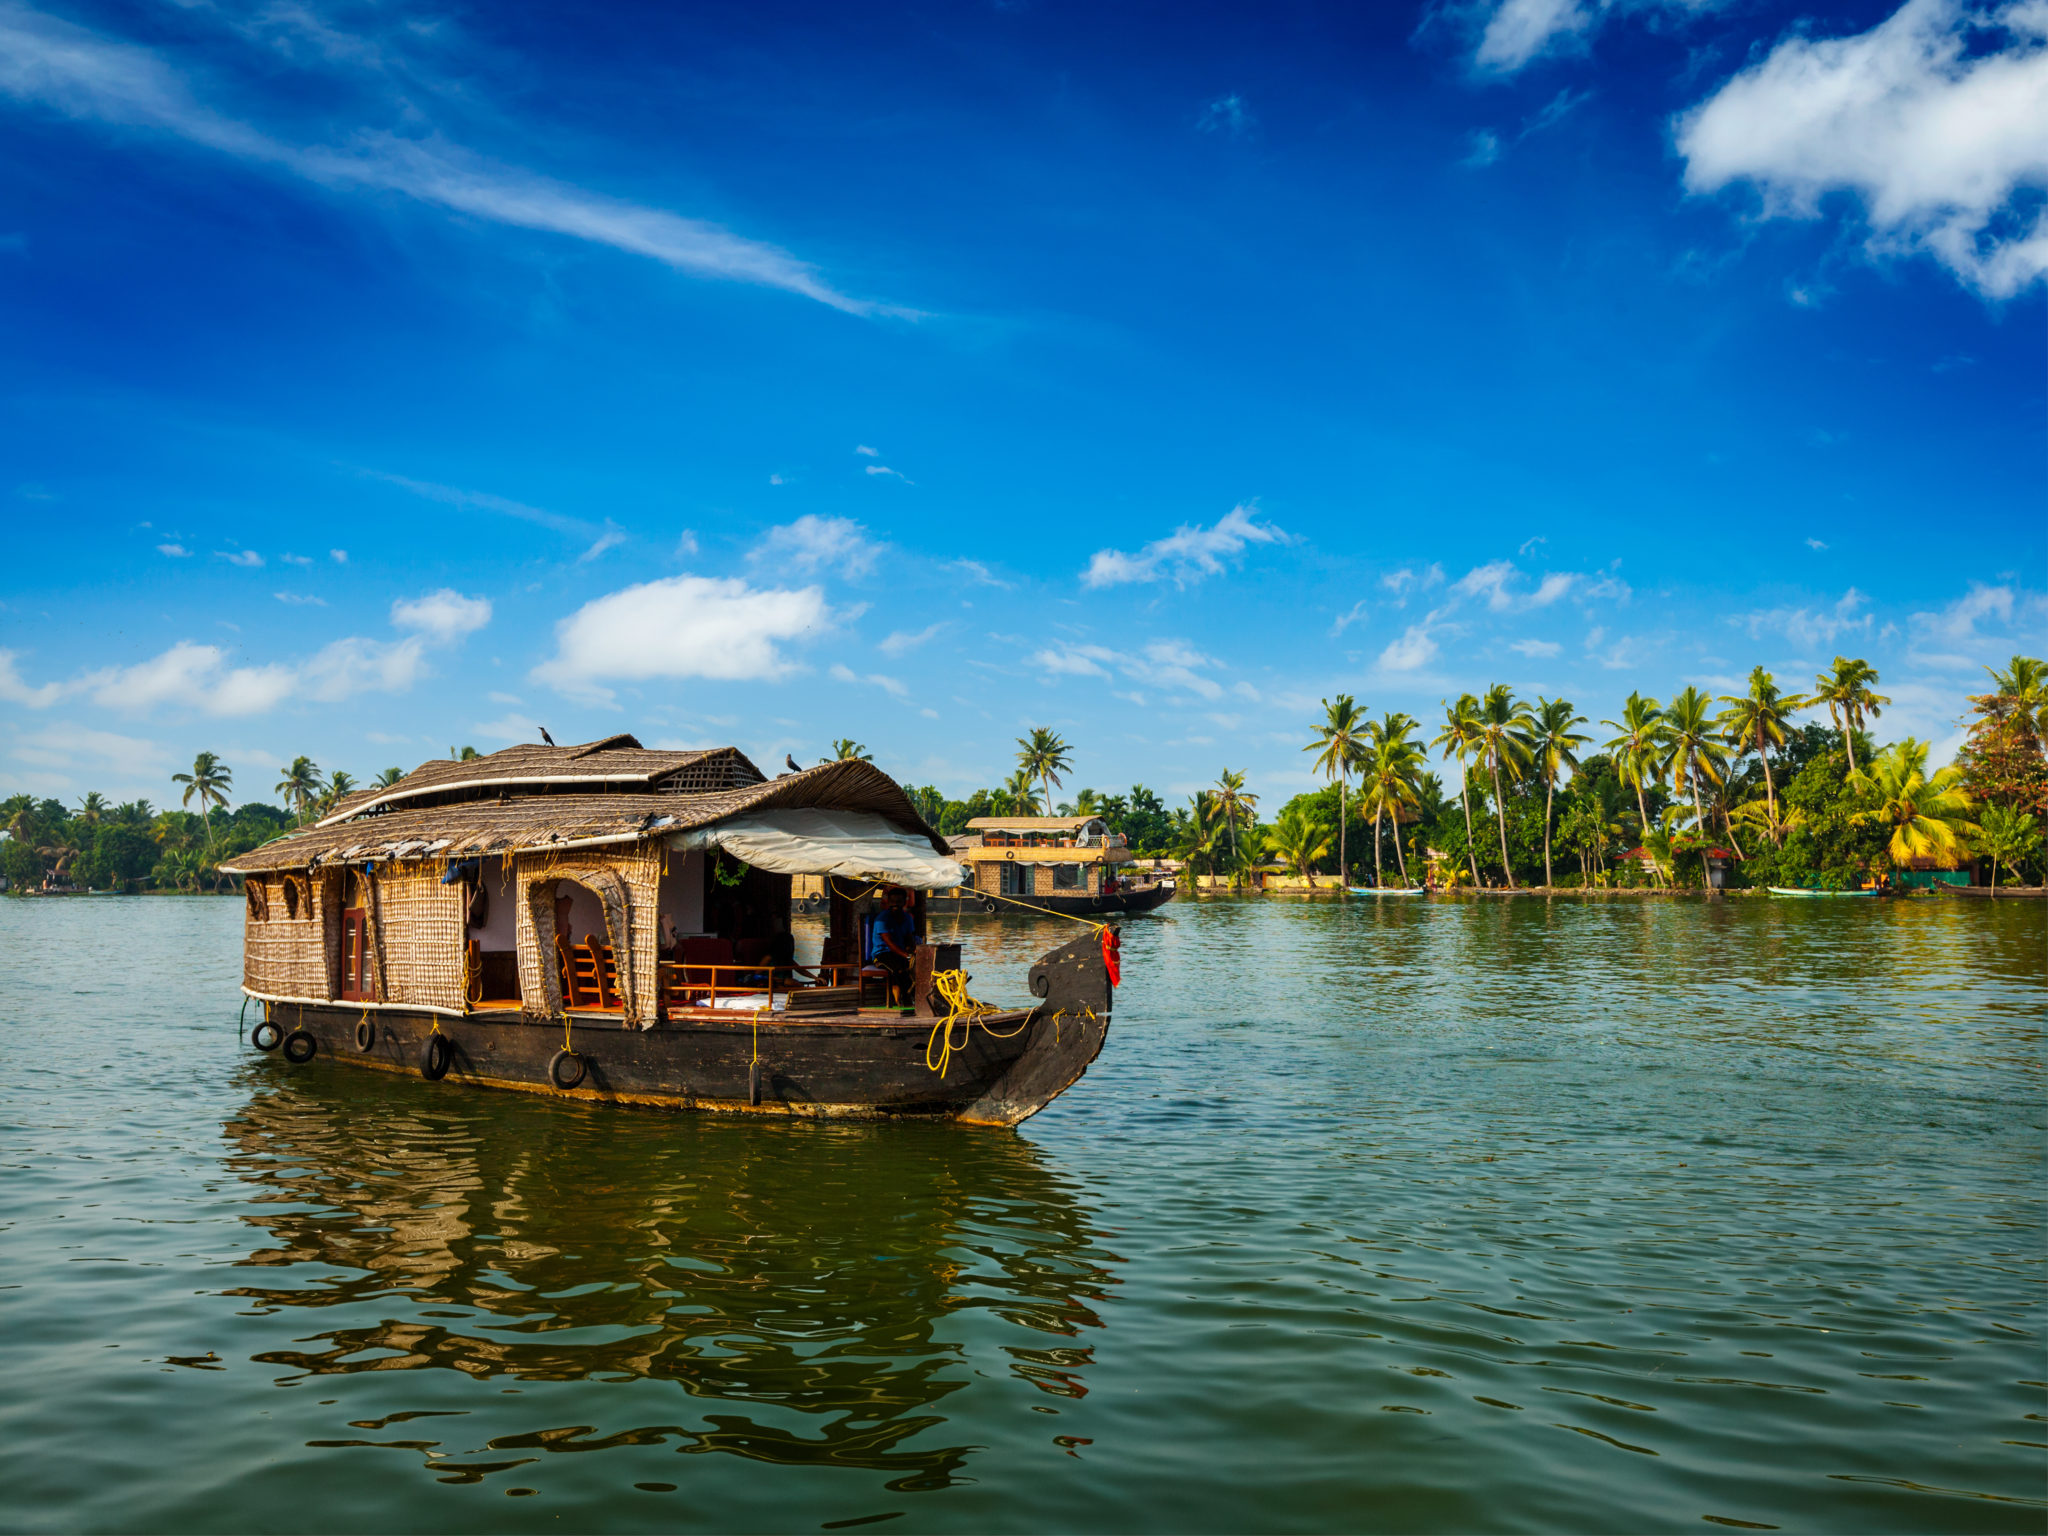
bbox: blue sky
[1,0,2042,809]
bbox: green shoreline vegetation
[5,656,2044,898]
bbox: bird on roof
[785,754,802,773]
[539,727,556,747]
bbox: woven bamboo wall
[243,873,329,997]
[512,843,662,1024]
[371,864,467,1011]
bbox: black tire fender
[420,1033,452,1081]
[354,1017,375,1052]
[251,1020,282,1052]
[981,897,998,914]
[282,1029,317,1064]
[548,1049,586,1090]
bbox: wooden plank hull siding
[925,883,1177,917]
[252,1003,1109,1127]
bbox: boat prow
[1767,886,1879,898]
[1347,886,1426,896]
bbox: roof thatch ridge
[224,757,945,874]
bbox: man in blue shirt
[868,886,917,1005]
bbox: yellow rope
[976,886,1110,931]
[924,968,1029,1076]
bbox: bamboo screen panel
[243,874,330,998]
[371,864,468,1012]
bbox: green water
[2,894,2042,1533]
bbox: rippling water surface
[2,894,2043,1533]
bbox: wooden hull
[893,883,1176,918]
[1767,886,1879,898]
[256,1001,1109,1127]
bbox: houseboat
[220,737,1118,1126]
[937,815,1175,916]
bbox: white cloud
[754,515,880,578]
[298,635,429,701]
[951,559,1011,588]
[1510,638,1563,657]
[216,549,263,567]
[1082,504,1286,588]
[1677,0,2048,298]
[0,649,63,707]
[156,543,190,557]
[1378,625,1439,672]
[1530,572,1577,606]
[0,3,888,314]
[675,530,699,558]
[1381,564,1445,602]
[1519,535,1548,555]
[1451,560,1519,611]
[1028,638,1225,699]
[878,623,944,655]
[828,662,907,697]
[532,574,830,700]
[274,591,327,606]
[1734,586,1873,649]
[1471,0,1720,73]
[10,723,168,775]
[280,552,313,566]
[1330,600,1371,636]
[1907,581,2047,665]
[578,528,627,563]
[329,548,348,563]
[864,464,912,482]
[1807,537,1830,550]
[854,445,879,457]
[487,691,523,706]
[84,641,298,716]
[391,589,492,642]
[767,473,784,486]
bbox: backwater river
[1,893,2043,1533]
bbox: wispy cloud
[1806,537,1829,551]
[391,588,492,642]
[364,470,594,538]
[754,515,881,579]
[577,527,627,563]
[1197,92,1252,138]
[1377,624,1439,672]
[0,1,894,313]
[879,623,945,655]
[216,549,263,567]
[1330,600,1371,637]
[1082,504,1287,589]
[1461,128,1502,167]
[1509,638,1562,658]
[274,591,327,606]
[1029,638,1226,700]
[828,662,907,697]
[864,464,912,482]
[157,543,191,558]
[1734,587,1872,649]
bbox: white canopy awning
[667,809,966,890]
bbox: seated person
[867,886,917,1005]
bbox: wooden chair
[856,913,893,1007]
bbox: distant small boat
[1768,886,1878,898]
[1348,886,1426,896]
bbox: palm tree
[998,769,1042,816]
[1981,655,2048,737]
[448,745,481,761]
[1361,714,1423,886]
[1850,739,1978,868]
[1432,694,1485,888]
[1305,695,1368,885]
[276,756,324,825]
[1661,687,1730,839]
[1809,657,1890,772]
[1529,697,1590,887]
[317,770,358,817]
[74,791,108,825]
[830,739,873,762]
[1472,685,1536,887]
[1601,692,1666,882]
[1264,805,1334,888]
[1207,769,1258,877]
[170,751,233,846]
[1975,804,2042,896]
[374,767,405,788]
[1016,727,1074,818]
[1717,667,1799,846]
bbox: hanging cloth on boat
[667,810,966,890]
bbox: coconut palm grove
[7,652,2041,897]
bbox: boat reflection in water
[216,1069,1119,1496]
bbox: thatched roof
[225,758,943,874]
[966,815,1102,832]
[315,738,764,826]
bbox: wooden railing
[656,960,870,1012]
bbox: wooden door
[340,909,372,1000]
